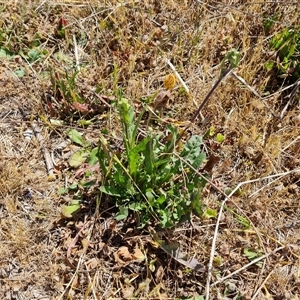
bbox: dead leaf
[153,90,171,110]
[219,242,231,256]
[86,258,99,270]
[155,265,164,282]
[75,163,100,178]
[81,238,89,252]
[149,227,205,272]
[154,293,169,300]
[132,247,145,261]
[72,102,90,113]
[114,246,133,264]
[122,285,135,299]
[109,219,117,230]
[202,154,220,173]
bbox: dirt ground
[0,1,300,299]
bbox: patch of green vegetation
[50,70,82,104]
[97,93,207,228]
[266,25,300,80]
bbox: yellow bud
[163,74,176,90]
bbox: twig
[165,58,190,94]
[67,220,92,262]
[204,169,300,299]
[84,262,98,300]
[31,121,54,176]
[251,265,277,300]
[282,136,300,152]
[57,253,84,300]
[58,219,94,300]
[280,78,300,118]
[171,66,233,153]
[262,80,300,100]
[249,174,286,198]
[93,92,112,108]
[165,59,202,116]
[211,247,284,287]
[231,71,279,118]
[73,34,80,72]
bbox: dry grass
[1,0,300,299]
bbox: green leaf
[100,185,122,197]
[118,97,136,150]
[264,61,274,71]
[157,194,166,205]
[203,208,217,219]
[216,133,225,143]
[58,187,68,195]
[244,248,258,260]
[191,191,203,218]
[128,136,150,176]
[0,47,15,59]
[223,48,240,69]
[181,135,206,169]
[88,147,99,166]
[67,129,84,146]
[50,119,64,126]
[237,215,251,228]
[158,209,172,228]
[129,202,144,211]
[157,162,172,185]
[68,183,78,190]
[61,200,81,218]
[144,139,154,176]
[263,13,278,34]
[115,206,128,220]
[224,187,242,196]
[28,48,41,62]
[53,51,73,65]
[69,149,89,167]
[204,125,215,138]
[146,189,155,203]
[78,119,93,126]
[14,68,25,77]
[243,248,263,267]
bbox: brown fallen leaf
[122,285,135,299]
[114,245,145,265]
[152,90,171,110]
[160,240,205,271]
[155,265,164,282]
[132,247,145,261]
[153,293,169,300]
[148,227,205,272]
[72,102,90,113]
[201,154,220,173]
[74,163,100,178]
[86,257,100,270]
[114,246,133,265]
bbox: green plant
[59,129,100,217]
[97,94,207,228]
[66,128,98,167]
[96,49,241,228]
[263,13,279,35]
[266,25,300,80]
[50,69,82,104]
